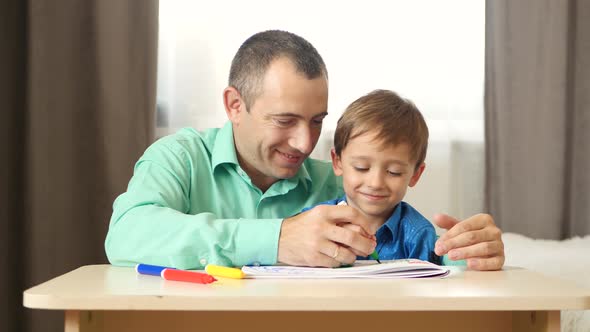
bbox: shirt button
[199,258,207,266]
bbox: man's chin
[272,165,302,180]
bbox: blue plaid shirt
[303,196,441,264]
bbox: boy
[304,89,440,264]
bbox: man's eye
[275,119,293,126]
[312,116,325,126]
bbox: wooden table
[23,265,590,332]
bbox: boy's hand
[278,205,377,267]
[433,213,505,271]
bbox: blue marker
[135,263,216,284]
[136,263,175,276]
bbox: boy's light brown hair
[333,89,429,169]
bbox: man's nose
[289,125,316,155]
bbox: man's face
[230,58,328,191]
[331,131,425,227]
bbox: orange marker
[161,268,216,284]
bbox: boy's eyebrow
[350,156,410,166]
[388,160,410,167]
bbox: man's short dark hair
[229,30,328,110]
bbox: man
[105,30,504,270]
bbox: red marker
[161,268,217,284]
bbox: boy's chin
[358,210,389,230]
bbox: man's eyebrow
[267,111,328,119]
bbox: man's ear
[331,148,343,176]
[409,162,426,187]
[223,86,245,124]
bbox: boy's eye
[388,171,402,176]
[353,166,369,172]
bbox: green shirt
[105,122,343,269]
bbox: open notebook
[242,259,450,279]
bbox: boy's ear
[223,86,245,125]
[409,162,426,187]
[330,148,343,176]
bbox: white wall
[156,0,486,226]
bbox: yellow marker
[205,264,245,279]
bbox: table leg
[512,311,560,332]
[64,311,79,332]
[65,310,103,332]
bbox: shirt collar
[382,202,403,235]
[212,121,312,190]
[211,121,241,171]
[297,160,312,191]
[339,197,402,236]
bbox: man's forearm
[105,204,282,269]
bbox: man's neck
[240,164,279,193]
[254,177,278,193]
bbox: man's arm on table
[104,142,281,270]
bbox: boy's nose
[367,170,384,188]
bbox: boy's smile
[331,131,425,230]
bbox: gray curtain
[485,0,590,239]
[0,1,158,331]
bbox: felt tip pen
[205,264,245,279]
[136,264,216,284]
[162,268,216,284]
[136,263,174,276]
[337,200,381,263]
[369,251,381,264]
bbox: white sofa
[503,232,590,331]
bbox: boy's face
[331,131,425,224]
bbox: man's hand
[434,213,505,271]
[277,205,377,267]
